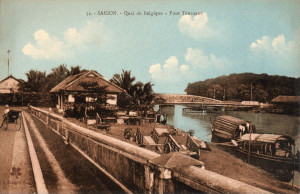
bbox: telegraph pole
[250,83,253,101]
[213,89,216,99]
[7,50,10,76]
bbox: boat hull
[235,147,299,181]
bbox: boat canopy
[212,115,249,132]
[213,115,247,125]
[240,133,295,145]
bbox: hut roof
[272,96,300,103]
[0,75,24,84]
[240,133,294,144]
[50,70,125,93]
[149,152,204,169]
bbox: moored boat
[182,107,206,113]
[236,133,299,173]
[211,115,255,142]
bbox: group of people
[0,104,10,130]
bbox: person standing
[0,104,10,130]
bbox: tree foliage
[185,73,300,102]
[22,64,86,93]
[110,70,154,109]
[23,70,46,92]
[110,69,136,93]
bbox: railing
[155,94,222,104]
[28,106,271,194]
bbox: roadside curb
[22,112,48,194]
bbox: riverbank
[66,116,299,194]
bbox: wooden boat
[211,115,255,142]
[182,107,206,114]
[236,133,299,172]
[206,106,222,113]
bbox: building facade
[0,75,24,93]
[50,70,124,112]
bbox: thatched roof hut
[50,70,124,111]
[50,70,124,93]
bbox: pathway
[0,107,35,193]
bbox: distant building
[241,101,260,105]
[0,75,25,93]
[272,96,300,103]
[50,70,124,111]
[271,95,300,114]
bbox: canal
[156,104,300,187]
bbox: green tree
[68,65,87,76]
[110,69,136,93]
[110,70,154,109]
[130,81,155,109]
[185,73,299,102]
[23,70,46,92]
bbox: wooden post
[46,113,49,125]
[248,125,252,163]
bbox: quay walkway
[0,108,35,193]
[0,107,123,193]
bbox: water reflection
[156,104,300,186]
[157,105,300,149]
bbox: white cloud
[63,21,104,46]
[178,13,219,40]
[23,21,105,60]
[149,63,161,74]
[250,34,291,54]
[163,56,178,69]
[185,48,226,69]
[180,64,189,72]
[63,28,81,45]
[149,56,181,81]
[271,34,287,51]
[249,34,299,76]
[149,49,229,92]
[250,36,271,50]
[22,29,66,60]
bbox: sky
[0,0,299,94]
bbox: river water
[156,104,300,186]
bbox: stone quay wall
[28,106,270,194]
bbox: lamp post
[7,50,10,76]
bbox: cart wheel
[164,143,171,154]
[106,127,111,134]
[124,128,132,139]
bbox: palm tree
[47,64,69,83]
[142,81,155,105]
[45,64,73,92]
[130,81,155,109]
[110,69,136,93]
[68,65,88,76]
[24,70,46,92]
[110,69,154,109]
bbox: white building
[0,75,24,93]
